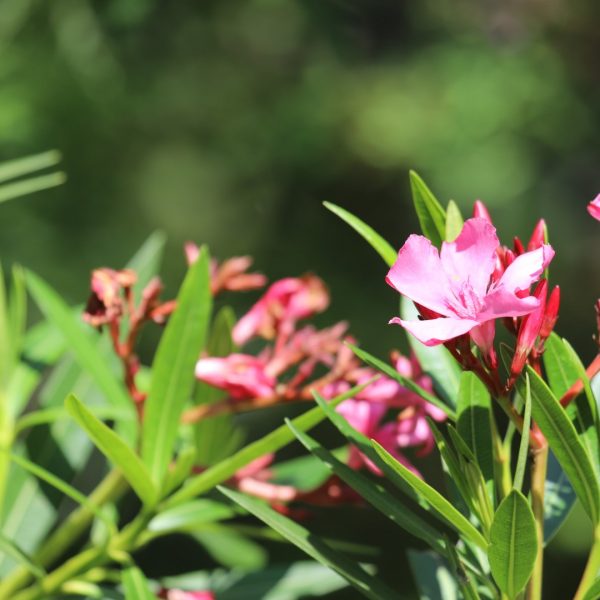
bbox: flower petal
[386,235,454,316]
[389,316,479,346]
[494,244,554,295]
[440,218,499,297]
[477,288,540,320]
[588,194,600,221]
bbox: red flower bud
[510,280,547,378]
[528,219,547,251]
[473,200,493,223]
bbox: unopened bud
[510,280,548,378]
[539,285,560,342]
[473,200,493,223]
[527,219,547,251]
[513,237,525,256]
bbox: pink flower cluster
[386,201,560,393]
[194,269,447,503]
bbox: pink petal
[440,218,499,297]
[389,316,479,346]
[470,320,495,354]
[386,235,454,317]
[494,245,554,296]
[588,194,600,221]
[477,288,540,321]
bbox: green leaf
[581,576,600,600]
[544,450,576,545]
[270,449,347,492]
[0,172,66,204]
[286,420,446,553]
[371,440,488,550]
[0,150,61,184]
[456,371,494,494]
[166,380,375,507]
[513,374,531,492]
[409,170,446,247]
[407,550,458,600]
[126,231,167,305]
[488,490,537,599]
[348,343,455,419]
[521,367,600,524]
[26,270,136,442]
[194,526,268,571]
[445,200,464,242]
[0,534,45,579]
[65,394,158,506]
[323,202,397,267]
[400,297,461,406]
[161,446,197,497]
[122,566,157,600]
[7,451,114,533]
[142,246,212,484]
[219,487,399,599]
[544,334,600,480]
[148,499,236,534]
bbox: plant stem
[0,469,127,599]
[527,441,548,600]
[574,523,600,600]
[0,397,14,520]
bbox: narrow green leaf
[270,449,347,492]
[400,297,461,406]
[7,451,114,532]
[513,374,531,492]
[407,550,457,600]
[122,566,157,600]
[445,200,464,242]
[8,265,26,366]
[348,343,455,419]
[0,534,45,579]
[456,371,494,494]
[219,487,400,599]
[166,380,376,507]
[409,170,446,247]
[521,366,600,524]
[323,202,397,267]
[26,270,136,441]
[287,420,446,553]
[148,499,236,534]
[581,576,600,600]
[544,450,576,545]
[162,446,197,497]
[371,440,488,550]
[142,246,212,484]
[126,231,167,305]
[544,333,578,398]
[194,526,268,571]
[65,394,157,506]
[0,150,61,184]
[488,490,537,599]
[0,172,66,204]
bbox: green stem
[0,469,127,599]
[573,523,600,600]
[491,411,512,501]
[0,397,14,519]
[527,443,548,600]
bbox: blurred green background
[2,1,600,597]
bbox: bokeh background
[2,1,600,597]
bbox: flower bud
[527,219,547,251]
[473,200,493,223]
[510,280,548,378]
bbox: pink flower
[232,275,329,345]
[386,218,554,346]
[195,354,276,400]
[161,590,215,600]
[588,194,600,221]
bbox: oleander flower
[195,354,276,400]
[588,194,600,221]
[232,275,329,345]
[386,218,554,346]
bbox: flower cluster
[194,270,446,503]
[386,202,559,395]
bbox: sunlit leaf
[409,170,446,247]
[488,490,537,599]
[122,566,157,600]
